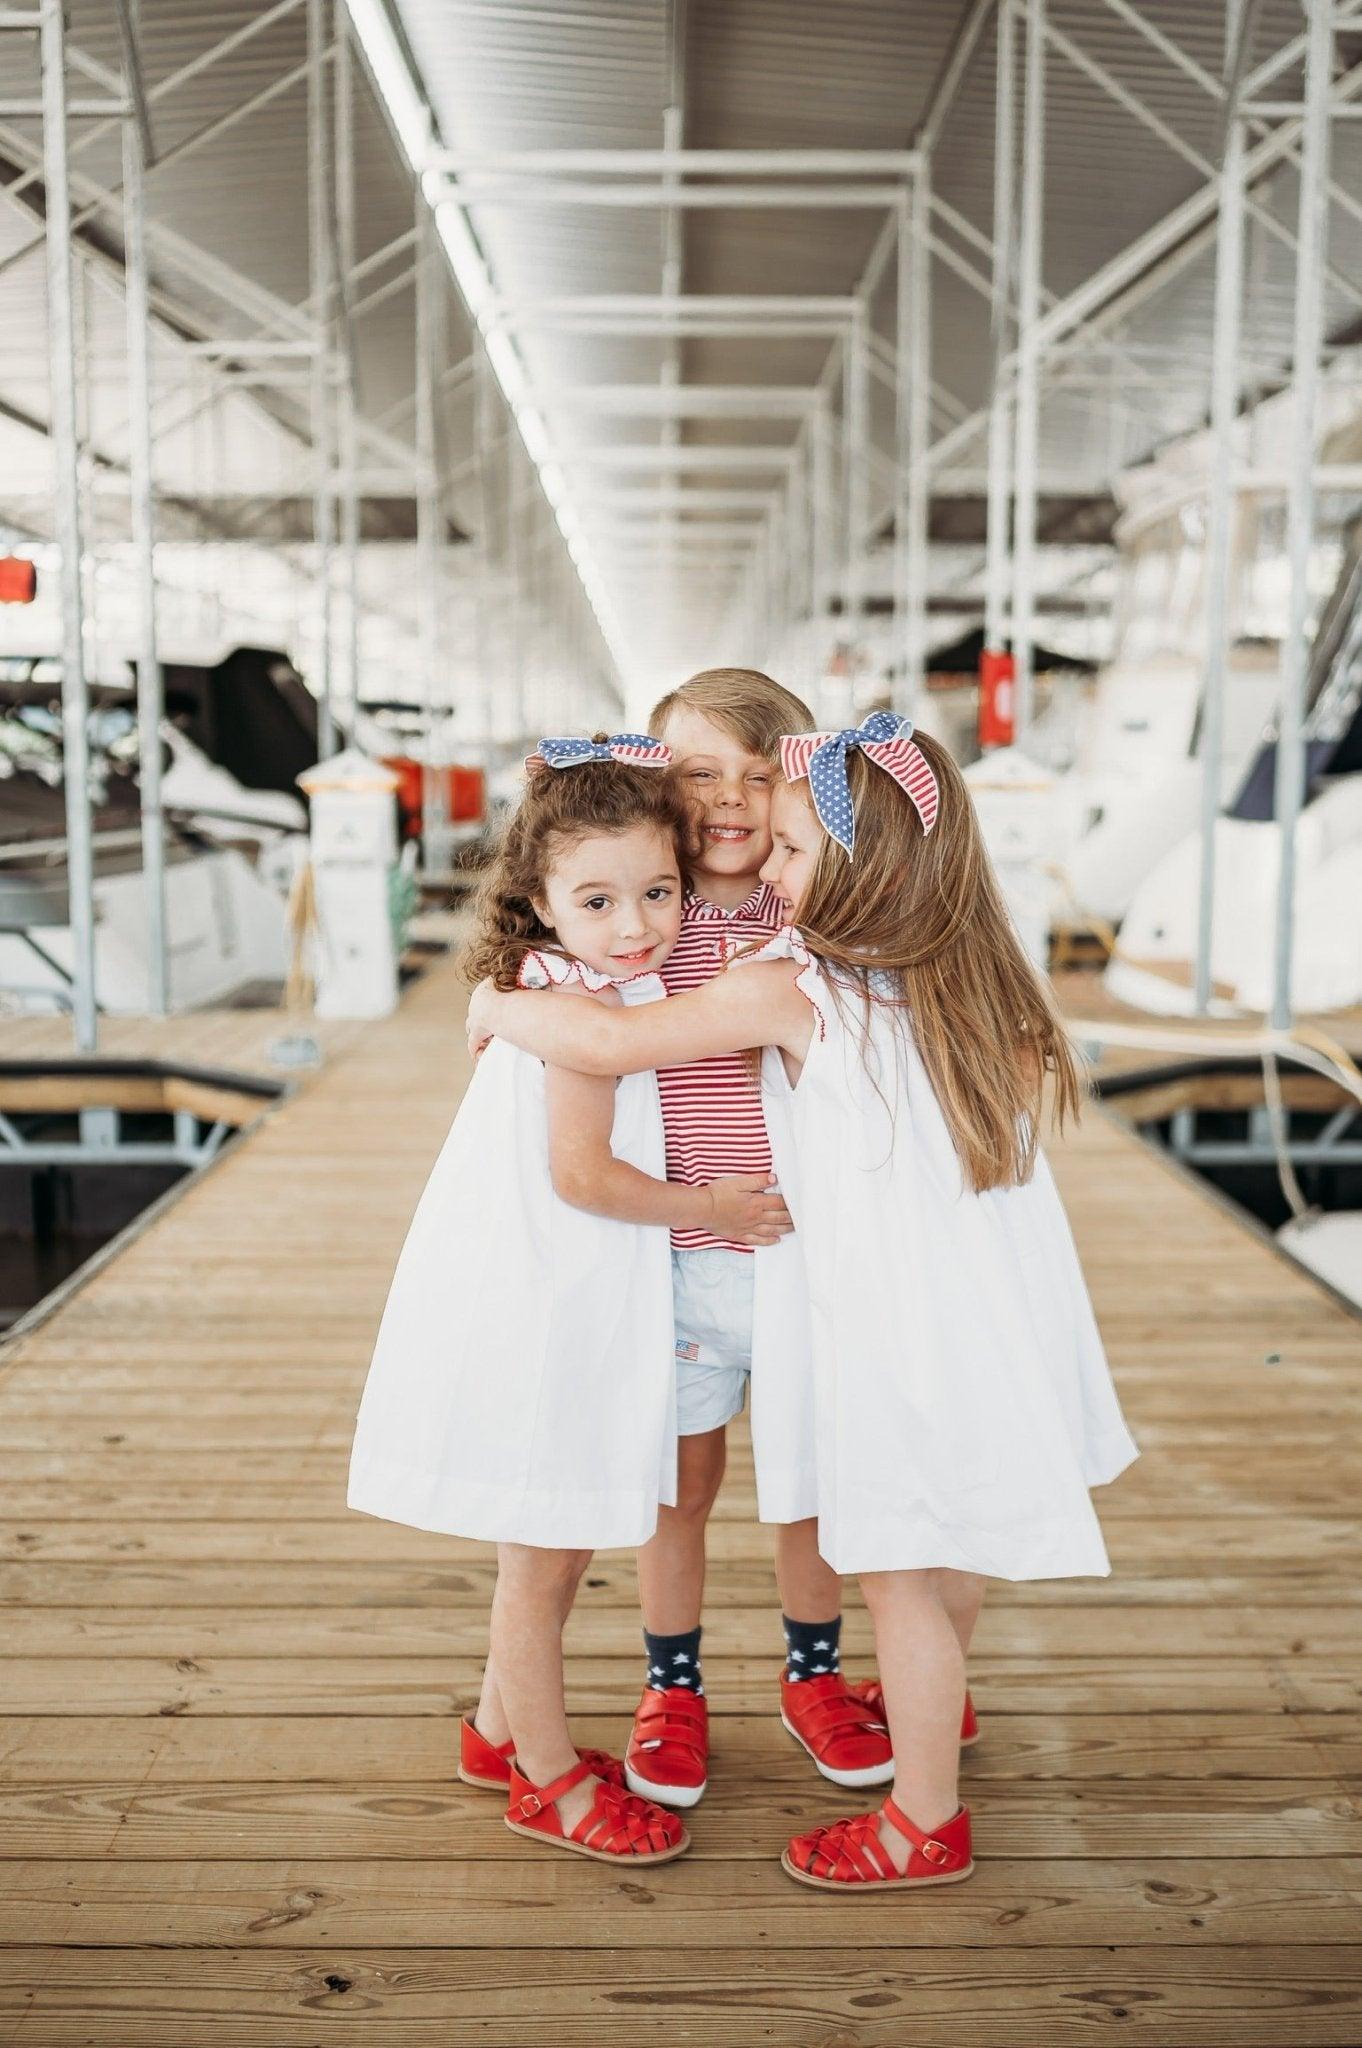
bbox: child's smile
[534,823,684,980]
[658,705,776,906]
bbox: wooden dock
[2,952,1360,2044]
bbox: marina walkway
[1,952,1360,2044]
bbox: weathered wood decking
[1,953,1360,2044]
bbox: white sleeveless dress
[742,929,1138,1579]
[347,952,677,1549]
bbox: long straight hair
[789,733,1082,1191]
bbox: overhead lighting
[344,0,632,686]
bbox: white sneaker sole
[625,1760,707,1809]
[781,1711,896,1789]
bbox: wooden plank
[2,1947,1361,2047]
[0,1776,1353,1862]
[0,1513,1359,1564]
[3,949,1362,2042]
[4,1655,1357,1716]
[3,1588,1357,1657]
[5,1712,1353,1785]
[4,1859,1360,1950]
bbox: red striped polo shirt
[657,882,784,1253]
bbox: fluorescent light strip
[344,0,631,684]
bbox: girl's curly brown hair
[463,749,697,991]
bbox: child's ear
[531,896,553,929]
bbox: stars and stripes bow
[535,732,673,770]
[779,711,939,855]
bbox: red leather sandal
[783,1797,973,1892]
[625,1686,709,1808]
[852,1679,981,1750]
[505,1757,689,1864]
[780,1673,894,1788]
[458,1717,625,1792]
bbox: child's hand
[466,980,497,1061]
[705,1174,794,1246]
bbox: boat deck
[2,951,1360,2045]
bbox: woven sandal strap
[577,1746,623,1782]
[574,1783,672,1855]
[512,1757,593,1820]
[805,1813,896,1882]
[881,1796,961,1866]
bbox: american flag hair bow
[535,732,672,770]
[780,711,939,855]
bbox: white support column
[506,433,525,742]
[806,391,827,688]
[471,335,495,750]
[307,0,336,757]
[334,1,360,731]
[414,197,445,861]
[843,305,870,681]
[120,0,166,1014]
[1194,0,1250,1015]
[1271,0,1334,1031]
[40,0,97,1050]
[1012,0,1046,740]
[983,0,1016,662]
[903,163,932,718]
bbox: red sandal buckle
[517,1792,542,1818]
[919,1836,951,1865]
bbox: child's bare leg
[860,1567,965,1868]
[636,1426,726,1633]
[773,1516,841,1628]
[487,1541,600,1834]
[938,1568,986,1657]
[475,1550,585,1745]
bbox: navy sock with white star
[782,1613,842,1682]
[643,1624,703,1696]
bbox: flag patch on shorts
[675,1339,700,1362]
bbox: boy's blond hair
[649,667,813,760]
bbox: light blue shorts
[672,1246,754,1437]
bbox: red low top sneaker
[624,1686,709,1809]
[780,1672,895,1788]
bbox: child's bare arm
[543,1066,792,1244]
[470,960,811,1078]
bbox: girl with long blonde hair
[468,712,1137,1894]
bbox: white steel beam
[40,0,97,1051]
[903,167,932,716]
[429,148,918,175]
[307,0,336,756]
[554,385,815,418]
[1194,0,1259,1015]
[574,447,800,474]
[491,294,860,322]
[439,180,906,209]
[120,0,167,1013]
[1272,0,1333,1030]
[983,0,1016,661]
[1012,0,1045,736]
[583,488,777,513]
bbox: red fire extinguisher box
[978,649,1015,749]
[382,758,486,839]
[0,558,37,604]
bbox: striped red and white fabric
[657,883,784,1253]
[780,714,939,853]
